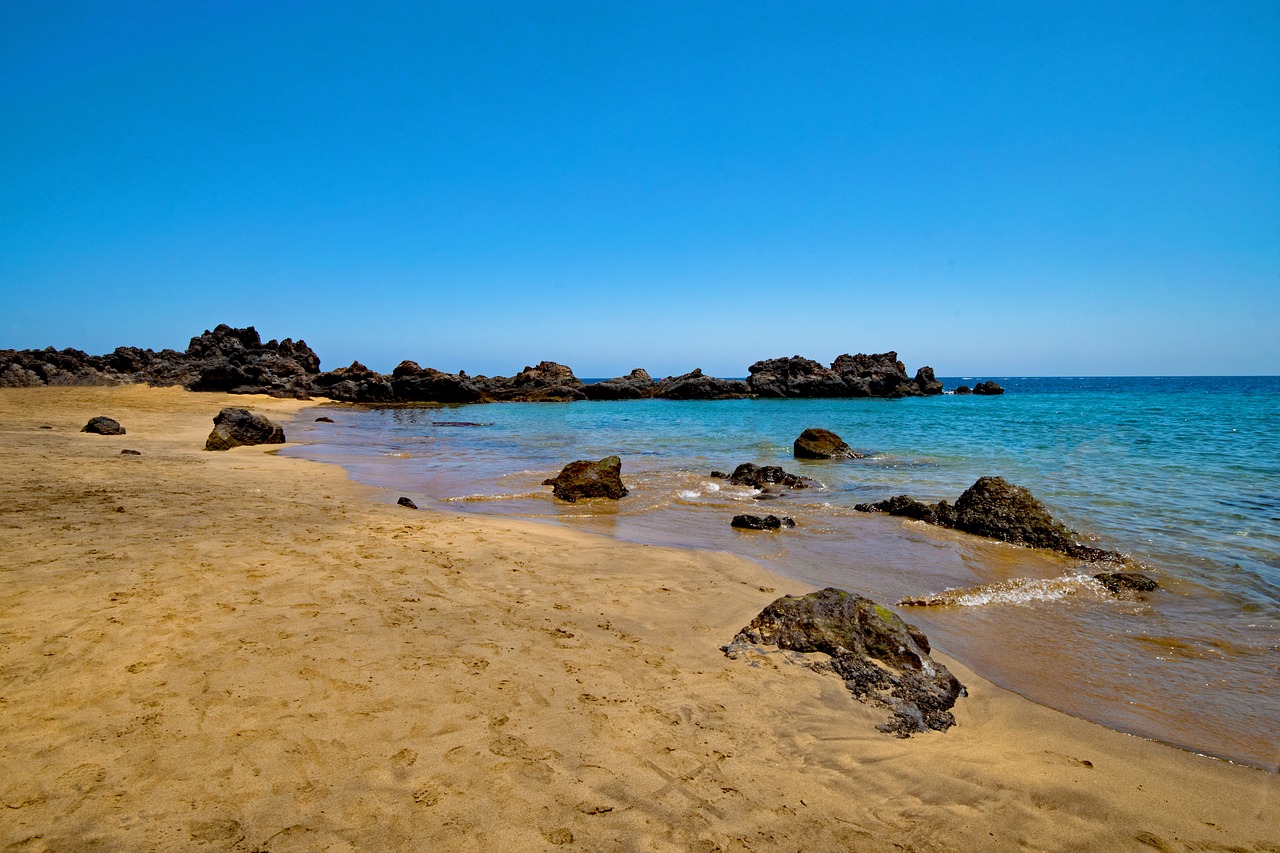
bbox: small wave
[442,492,545,503]
[899,574,1105,607]
[677,489,702,500]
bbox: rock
[391,367,487,403]
[746,357,848,398]
[1094,572,1158,594]
[793,428,863,460]
[854,494,943,522]
[712,463,815,490]
[856,476,1125,562]
[315,416,334,423]
[432,421,492,427]
[82,416,125,435]
[952,385,973,395]
[913,366,944,395]
[583,369,657,401]
[973,380,1005,395]
[654,369,751,400]
[542,456,629,502]
[722,588,966,735]
[478,361,586,402]
[38,425,52,429]
[397,497,418,509]
[120,449,142,456]
[730,514,796,530]
[204,407,286,451]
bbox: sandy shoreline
[1,386,1275,852]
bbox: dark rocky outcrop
[952,385,973,395]
[973,380,1005,395]
[542,456,629,502]
[315,416,334,423]
[655,370,750,400]
[478,361,586,402]
[81,416,125,435]
[748,353,944,399]
[1094,572,1158,594]
[793,428,863,460]
[711,463,815,490]
[397,497,418,509]
[204,407,286,451]
[583,369,657,401]
[120,449,142,456]
[730,514,795,530]
[722,587,966,736]
[856,476,1124,562]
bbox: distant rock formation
[583,369,657,401]
[542,456,629,502]
[722,587,966,736]
[747,353,943,399]
[856,476,1123,562]
[1,324,956,405]
[654,370,751,400]
[973,380,1005,395]
[793,428,863,459]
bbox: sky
[2,1,1278,377]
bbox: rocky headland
[1,324,971,403]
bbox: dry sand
[0,385,1275,852]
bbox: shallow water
[282,377,1280,770]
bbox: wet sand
[1,385,1275,852]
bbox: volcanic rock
[712,463,815,490]
[722,587,966,735]
[120,449,142,456]
[654,370,750,400]
[204,407,286,451]
[730,514,795,530]
[397,497,419,509]
[793,428,863,460]
[542,456,629,502]
[1094,572,1159,594]
[583,369,657,401]
[81,416,125,436]
[856,476,1125,562]
[973,380,1005,395]
[953,385,973,395]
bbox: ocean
[280,376,1280,770]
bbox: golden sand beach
[1,386,1275,852]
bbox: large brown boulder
[542,456,629,502]
[723,588,966,735]
[81,416,125,436]
[793,428,862,459]
[204,407,286,451]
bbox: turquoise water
[283,377,1280,769]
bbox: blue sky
[3,1,1278,377]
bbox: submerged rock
[542,456,629,502]
[723,587,966,736]
[712,463,815,490]
[204,407,285,451]
[793,428,863,460]
[81,416,125,436]
[1093,572,1159,594]
[856,476,1124,562]
[730,514,796,530]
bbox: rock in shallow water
[793,427,863,460]
[711,463,815,490]
[542,456,629,502]
[730,514,795,530]
[723,587,966,736]
[1093,572,1159,594]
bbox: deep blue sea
[282,376,1280,770]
